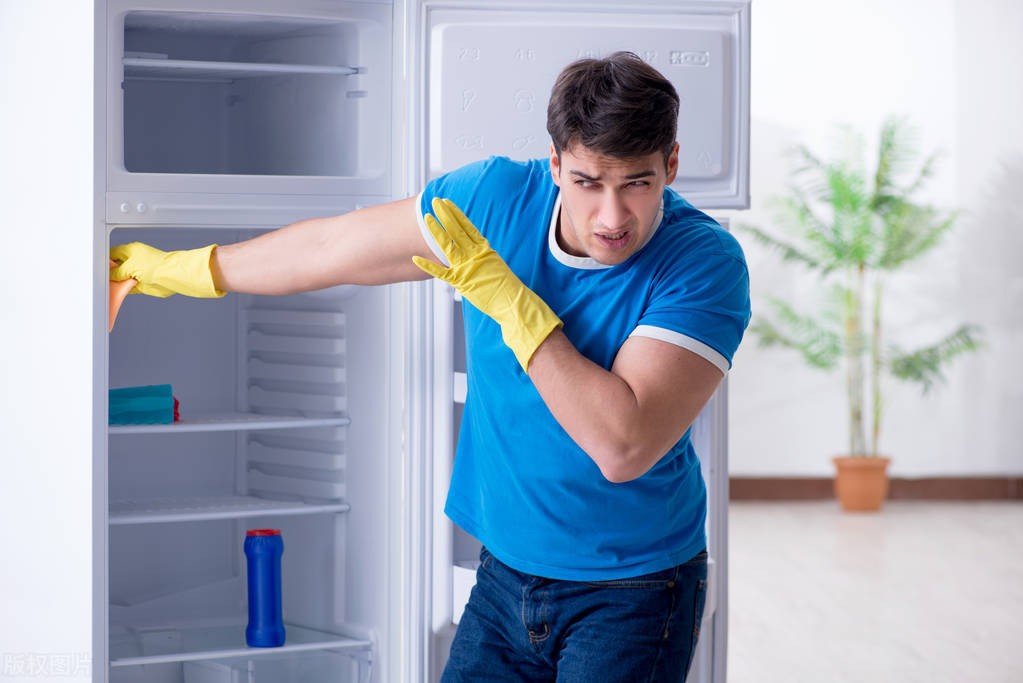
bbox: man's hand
[109,242,225,298]
[413,198,562,371]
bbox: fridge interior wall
[108,227,398,681]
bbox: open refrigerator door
[411,4,749,683]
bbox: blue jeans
[442,547,708,682]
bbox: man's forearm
[527,329,723,483]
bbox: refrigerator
[1,1,749,681]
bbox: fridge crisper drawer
[105,0,392,218]
[183,650,369,683]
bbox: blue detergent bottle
[244,529,286,647]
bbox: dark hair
[546,51,679,164]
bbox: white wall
[728,0,1023,476]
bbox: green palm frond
[876,204,958,270]
[774,191,849,273]
[775,147,878,272]
[752,298,843,370]
[897,151,940,200]
[873,116,922,202]
[828,163,869,217]
[881,123,937,201]
[773,188,832,243]
[738,222,824,270]
[788,144,829,185]
[888,324,983,394]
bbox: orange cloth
[109,259,136,332]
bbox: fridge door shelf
[109,412,350,435]
[109,621,371,668]
[109,495,350,525]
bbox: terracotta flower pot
[832,456,891,512]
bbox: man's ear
[666,142,679,185]
[549,143,562,187]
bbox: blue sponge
[109,384,175,425]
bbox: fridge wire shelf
[109,412,350,435]
[123,57,360,83]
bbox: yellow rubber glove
[109,242,225,298]
[413,198,562,371]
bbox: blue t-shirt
[418,157,750,581]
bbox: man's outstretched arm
[111,197,433,297]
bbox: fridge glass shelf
[123,57,360,81]
[109,412,350,435]
[109,621,372,667]
[109,495,350,525]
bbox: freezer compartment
[105,0,393,207]
[121,11,378,178]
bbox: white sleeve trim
[629,325,730,375]
[415,189,451,267]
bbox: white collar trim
[547,191,664,270]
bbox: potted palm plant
[740,116,982,511]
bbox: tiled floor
[727,501,1023,683]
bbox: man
[111,51,750,681]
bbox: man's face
[549,142,678,265]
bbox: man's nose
[597,192,630,230]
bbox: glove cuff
[506,301,563,372]
[160,244,226,298]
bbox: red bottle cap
[246,529,281,536]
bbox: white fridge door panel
[422,0,750,209]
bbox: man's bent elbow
[595,447,661,484]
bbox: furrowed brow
[568,169,656,181]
